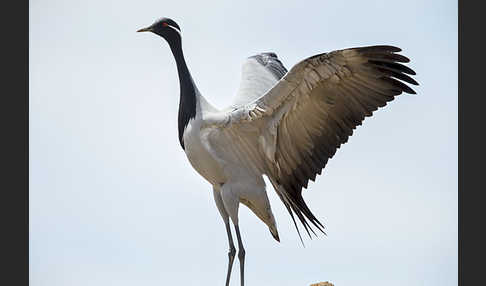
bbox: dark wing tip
[381,77,417,94]
[357,45,402,53]
[250,52,288,79]
[357,46,418,93]
[260,52,278,58]
[249,52,278,61]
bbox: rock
[310,282,334,286]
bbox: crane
[137,17,418,286]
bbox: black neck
[169,37,197,150]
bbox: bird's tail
[268,177,326,246]
[269,225,280,242]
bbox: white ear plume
[167,24,181,35]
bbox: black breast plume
[177,78,197,150]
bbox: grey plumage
[249,53,288,80]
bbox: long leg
[234,224,246,286]
[213,187,236,286]
[224,221,236,286]
[219,183,245,286]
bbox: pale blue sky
[30,0,457,285]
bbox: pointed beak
[137,26,152,33]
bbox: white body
[183,87,278,236]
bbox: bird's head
[137,17,181,43]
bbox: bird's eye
[162,22,169,27]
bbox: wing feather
[205,45,418,239]
[231,53,288,108]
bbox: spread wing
[206,45,418,238]
[230,53,288,108]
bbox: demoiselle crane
[137,17,418,286]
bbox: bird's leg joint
[238,248,245,260]
[228,246,236,259]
